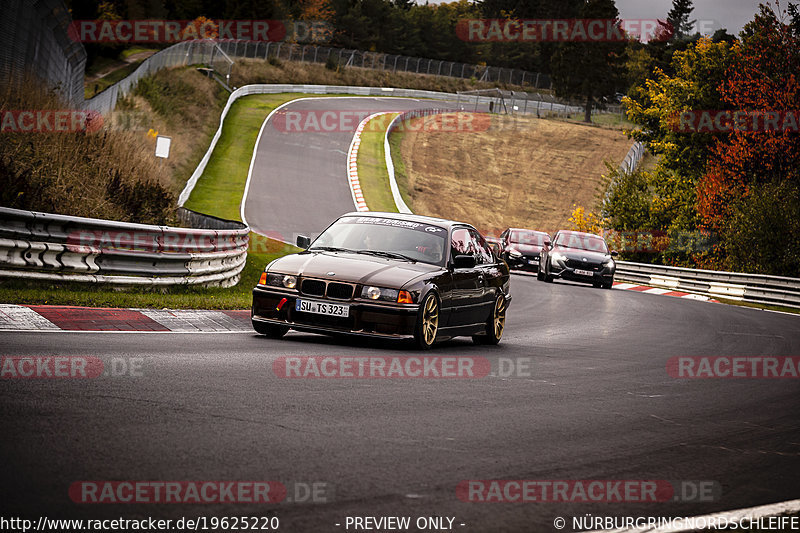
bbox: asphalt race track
[242,97,483,242]
[3,276,800,531]
[2,96,800,532]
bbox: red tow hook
[276,298,288,311]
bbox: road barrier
[0,207,248,287]
[615,261,800,309]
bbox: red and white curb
[613,282,718,303]
[347,112,395,212]
[0,304,252,332]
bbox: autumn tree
[623,37,733,234]
[698,4,800,275]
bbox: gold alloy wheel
[422,295,439,345]
[493,295,506,340]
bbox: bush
[324,54,338,71]
[602,164,654,231]
[720,181,800,277]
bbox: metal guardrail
[615,261,800,309]
[0,207,249,287]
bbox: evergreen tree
[666,0,696,40]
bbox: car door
[470,228,502,322]
[446,227,483,327]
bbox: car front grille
[566,258,603,271]
[301,279,326,296]
[326,282,354,300]
[300,278,355,300]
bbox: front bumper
[549,263,614,284]
[252,286,420,338]
[507,255,540,272]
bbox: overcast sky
[421,0,765,35]
[615,0,762,35]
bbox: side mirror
[610,250,619,257]
[491,243,501,256]
[544,240,551,247]
[452,254,477,269]
[296,235,311,249]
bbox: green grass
[356,113,400,213]
[387,128,415,211]
[184,93,355,221]
[120,47,158,60]
[553,111,635,130]
[85,59,147,99]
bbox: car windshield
[309,216,448,265]
[510,230,547,246]
[555,232,609,253]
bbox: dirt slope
[398,115,632,236]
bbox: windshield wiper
[308,246,357,253]
[356,250,417,263]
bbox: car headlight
[508,249,522,258]
[361,286,400,302]
[551,252,568,263]
[603,259,616,270]
[263,272,297,289]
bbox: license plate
[295,299,349,317]
[528,258,538,264]
[574,268,594,277]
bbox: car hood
[508,243,542,254]
[268,251,443,288]
[552,246,611,263]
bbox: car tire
[414,292,440,350]
[602,279,614,289]
[253,322,289,338]
[537,269,545,281]
[473,294,506,345]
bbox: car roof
[507,228,550,235]
[340,211,473,230]
[554,229,603,238]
